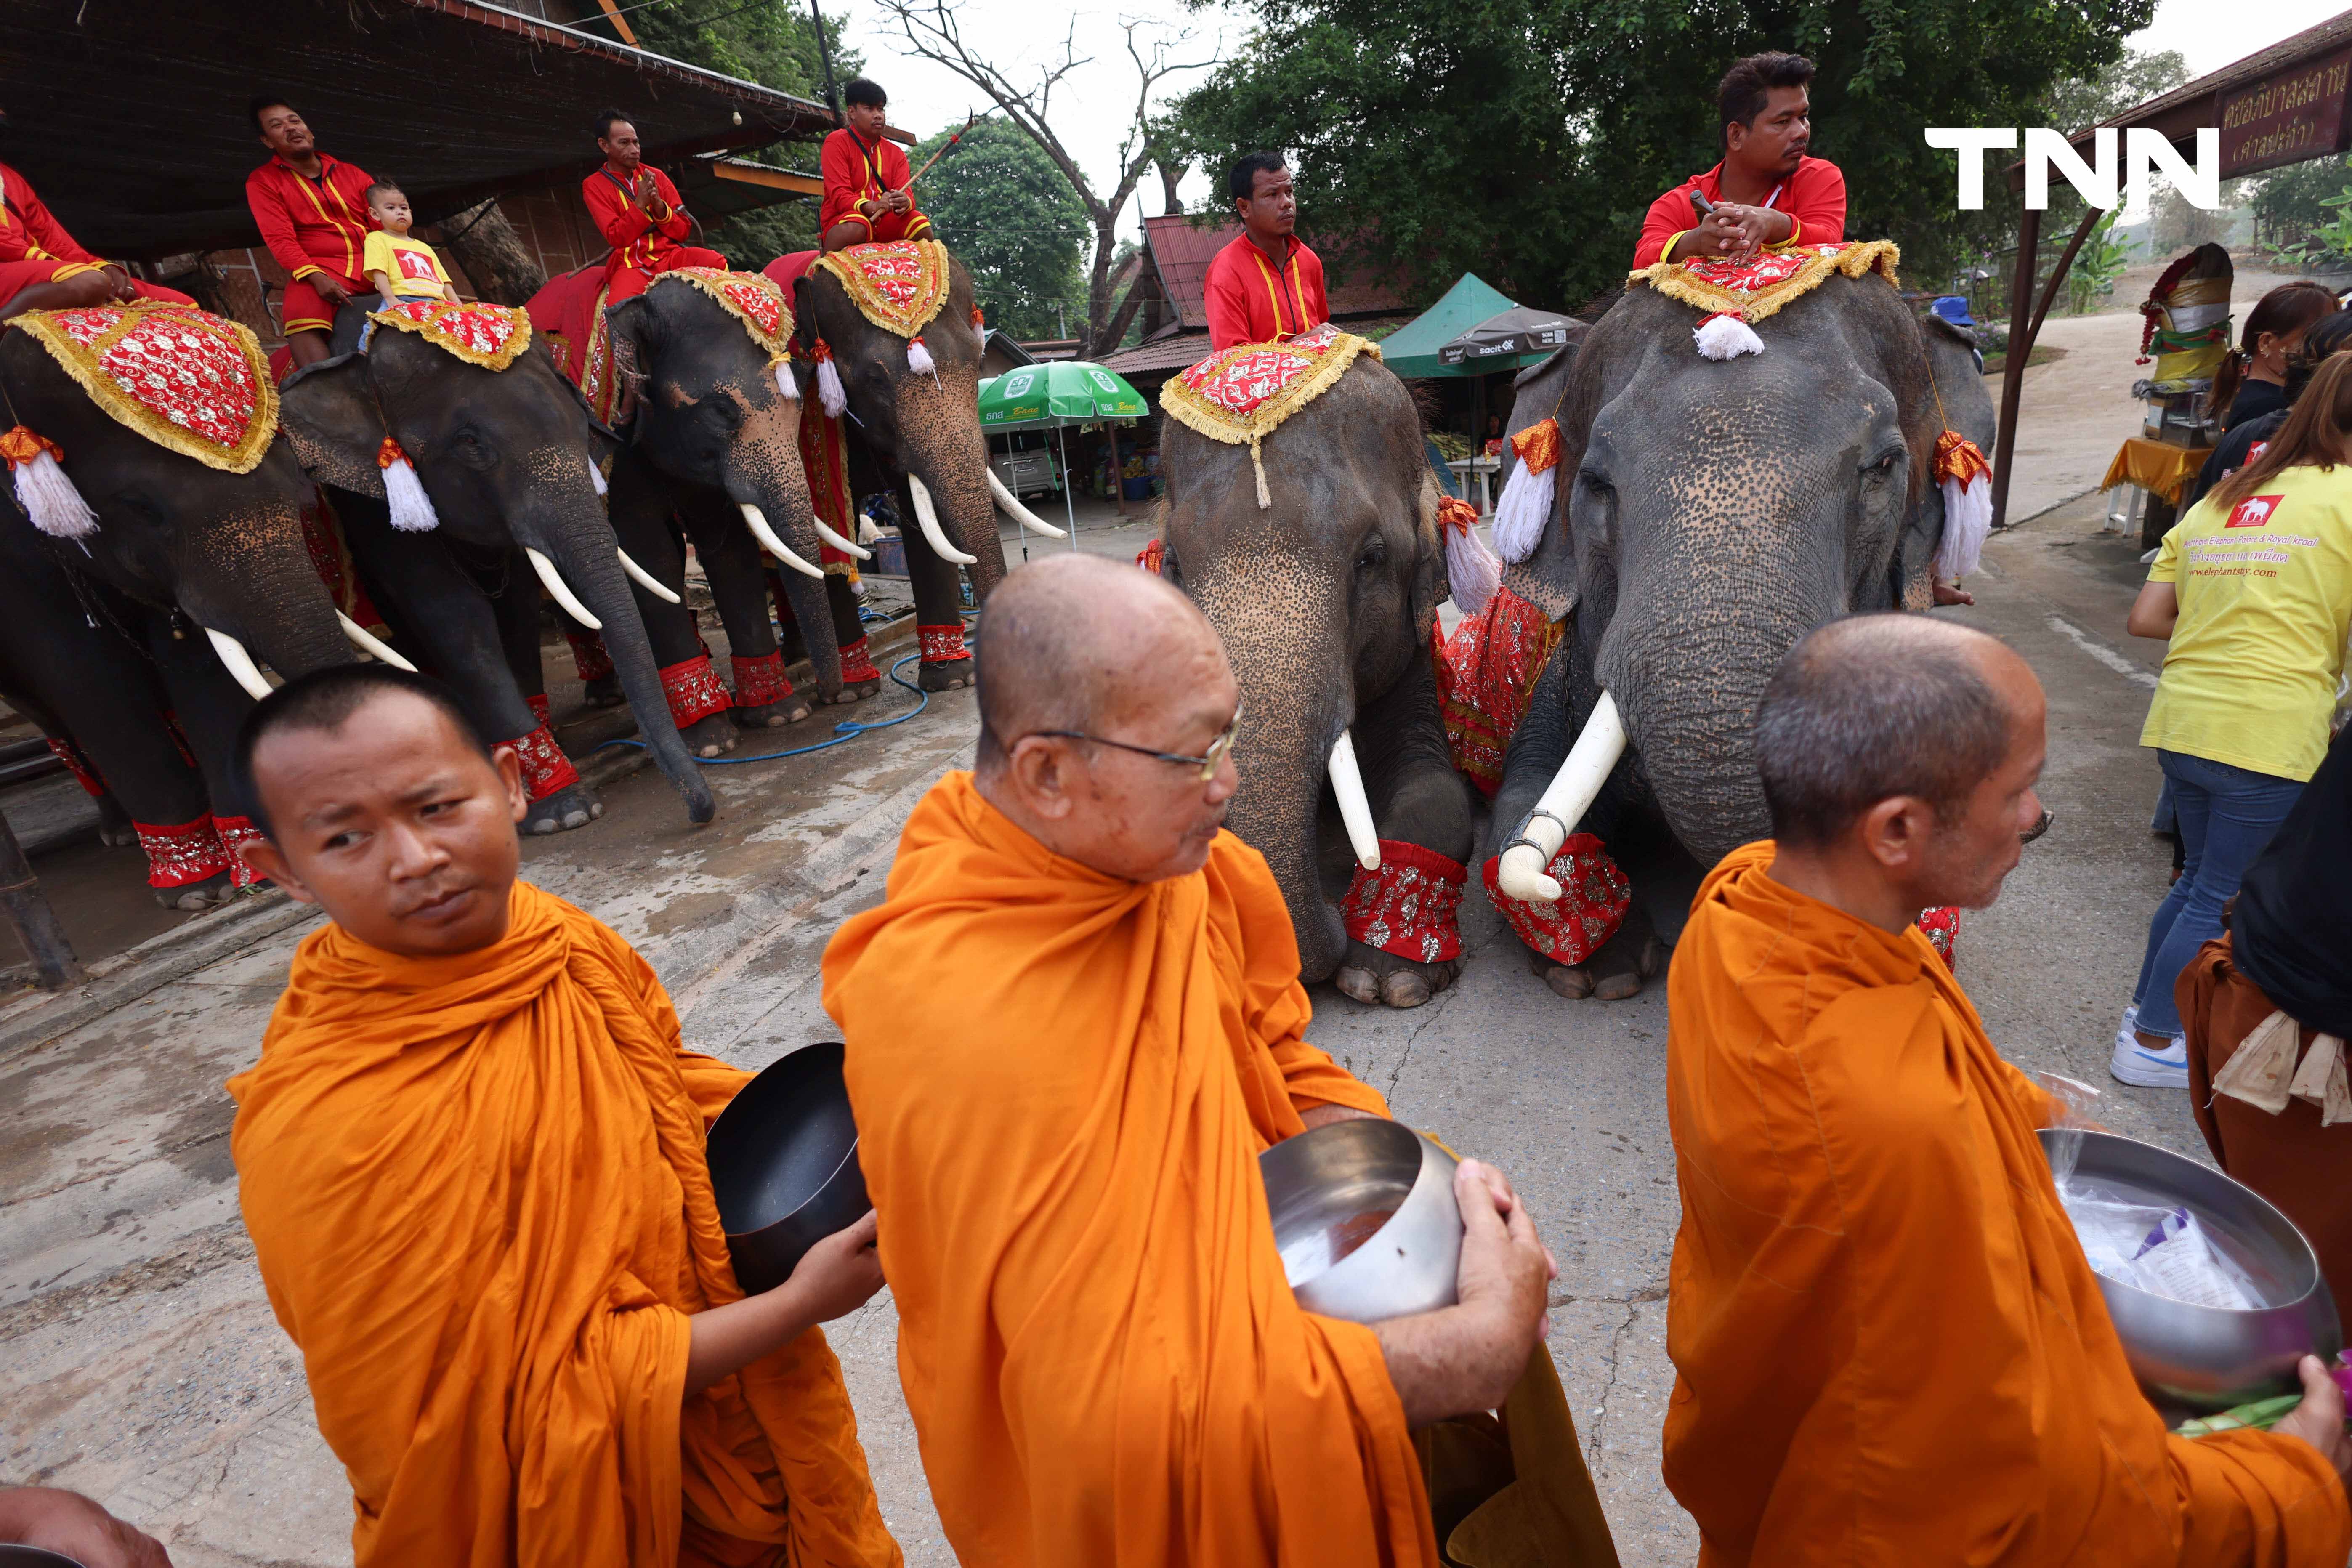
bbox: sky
[856,0,2351,247]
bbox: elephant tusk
[987,468,1066,539]
[526,547,603,630]
[204,627,274,701]
[1327,731,1381,872]
[738,502,825,579]
[1496,691,1627,904]
[811,517,873,561]
[616,547,684,605]
[336,612,418,672]
[906,474,978,566]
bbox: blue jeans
[2131,749,2304,1036]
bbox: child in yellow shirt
[361,181,458,305]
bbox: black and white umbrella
[1437,306,1579,366]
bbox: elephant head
[0,330,357,691]
[1158,357,1448,980]
[793,253,1007,600]
[602,278,847,702]
[1500,272,1962,865]
[277,323,716,824]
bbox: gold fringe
[809,240,951,340]
[16,302,277,474]
[1625,239,1903,324]
[652,268,795,360]
[366,300,533,371]
[1159,332,1379,459]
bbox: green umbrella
[975,361,1150,547]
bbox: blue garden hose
[593,652,930,767]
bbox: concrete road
[0,475,2202,1565]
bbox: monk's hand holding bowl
[684,1210,885,1399]
[1371,1159,1555,1427]
[2271,1355,2352,1501]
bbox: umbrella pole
[1059,425,1078,549]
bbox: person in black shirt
[2182,308,2352,512]
[2208,280,2335,432]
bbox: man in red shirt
[583,109,728,303]
[1632,52,1846,270]
[0,111,190,320]
[1203,152,1328,351]
[245,96,378,367]
[819,80,933,251]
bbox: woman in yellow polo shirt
[2115,347,2352,1088]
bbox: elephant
[1156,346,1476,1007]
[1480,271,1999,999]
[275,307,715,829]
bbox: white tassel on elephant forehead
[377,437,440,532]
[1491,410,1563,563]
[0,425,98,540]
[1692,310,1765,361]
[813,342,848,420]
[587,457,609,496]
[771,356,799,401]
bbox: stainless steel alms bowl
[2044,1128,2342,1411]
[0,1549,87,1566]
[1260,1118,1462,1324]
[707,1042,869,1297]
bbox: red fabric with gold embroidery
[1482,834,1631,966]
[368,299,531,371]
[1916,904,1961,970]
[731,651,796,708]
[1934,431,1991,488]
[796,395,863,578]
[1168,325,1354,424]
[1435,585,1564,797]
[839,636,882,686]
[564,629,614,684]
[659,654,731,728]
[136,814,232,889]
[17,303,275,472]
[1511,417,1562,478]
[918,624,968,664]
[527,692,553,728]
[215,813,268,889]
[1339,840,1466,965]
[299,492,388,631]
[46,737,104,798]
[1136,539,1165,575]
[505,723,579,802]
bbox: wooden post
[0,814,80,991]
[1989,205,2043,533]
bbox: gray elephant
[1156,337,1478,1007]
[1481,268,1998,999]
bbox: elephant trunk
[900,409,1006,603]
[728,465,845,701]
[180,499,356,684]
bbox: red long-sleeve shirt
[818,128,931,240]
[1203,231,1329,352]
[1632,155,1846,269]
[245,153,378,286]
[0,163,101,267]
[582,163,694,273]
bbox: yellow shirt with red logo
[2142,465,2352,781]
[361,231,451,300]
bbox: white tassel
[12,449,98,540]
[1491,460,1555,564]
[816,353,848,420]
[857,511,881,545]
[1693,312,1765,361]
[588,458,608,496]
[1935,470,1993,582]
[1446,516,1504,617]
[906,335,935,375]
[383,454,440,532]
[774,361,800,400]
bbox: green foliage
[2275,187,2352,271]
[909,120,1090,340]
[2252,155,2352,258]
[1169,0,2155,314]
[2064,210,2129,314]
[621,0,862,266]
[2039,47,2187,134]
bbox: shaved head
[1756,616,2027,849]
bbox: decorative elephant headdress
[804,239,953,400]
[356,300,539,530]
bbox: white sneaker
[2109,1009,2190,1089]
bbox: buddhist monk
[224,665,901,1568]
[1664,614,2352,1565]
[823,554,1560,1566]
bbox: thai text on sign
[2221,49,2352,178]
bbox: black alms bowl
[707,1042,869,1296]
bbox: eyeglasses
[1030,704,1242,783]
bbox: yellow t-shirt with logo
[2141,464,2352,781]
[360,231,451,300]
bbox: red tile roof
[1143,215,1417,331]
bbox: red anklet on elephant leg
[45,738,105,799]
[839,636,882,685]
[566,629,614,683]
[507,723,581,801]
[658,654,732,728]
[135,814,232,889]
[1481,832,1632,966]
[1340,840,1468,964]
[527,692,552,728]
[1915,905,1960,970]
[918,623,968,663]
[213,814,267,888]
[731,651,796,708]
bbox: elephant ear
[278,353,389,498]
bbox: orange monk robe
[1664,842,2351,1567]
[228,881,901,1568]
[823,771,1436,1568]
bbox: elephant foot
[583,673,626,709]
[156,872,235,912]
[95,793,139,849]
[918,657,975,692]
[732,695,814,728]
[1334,942,1461,1009]
[821,677,882,705]
[678,712,739,759]
[1528,903,1668,1002]
[523,784,606,836]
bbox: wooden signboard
[2221,48,2352,177]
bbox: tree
[875,0,1214,354]
[1169,0,2154,314]
[912,119,1090,340]
[2040,47,2188,134]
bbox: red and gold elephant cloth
[527,264,791,425]
[1160,325,1380,508]
[1435,584,1562,799]
[650,266,794,361]
[13,300,276,472]
[366,298,532,370]
[806,239,950,339]
[1627,239,1901,324]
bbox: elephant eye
[1355,537,1386,572]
